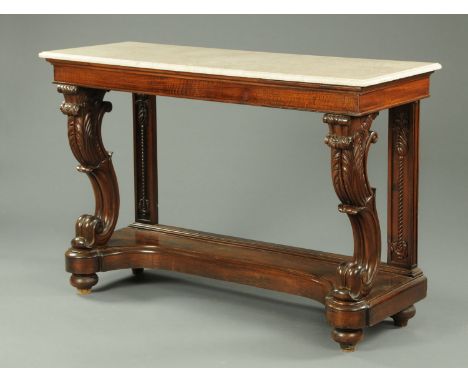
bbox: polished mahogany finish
[49,59,432,116]
[133,93,158,224]
[66,224,427,324]
[45,53,437,351]
[387,102,420,271]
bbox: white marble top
[39,42,441,87]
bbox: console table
[39,42,441,351]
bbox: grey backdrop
[0,15,467,367]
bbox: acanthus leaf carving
[323,112,381,302]
[59,85,119,249]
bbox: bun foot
[332,328,363,352]
[70,273,98,295]
[392,305,416,327]
[132,268,144,276]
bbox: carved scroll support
[323,112,381,350]
[388,102,419,271]
[323,112,381,303]
[58,84,119,251]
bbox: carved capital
[59,85,119,249]
[323,113,379,215]
[57,84,79,95]
[323,113,381,301]
[323,113,351,125]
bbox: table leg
[133,94,158,224]
[388,102,420,272]
[58,84,119,294]
[322,112,381,351]
[131,94,158,277]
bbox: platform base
[65,223,427,349]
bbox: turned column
[58,84,119,294]
[322,113,381,351]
